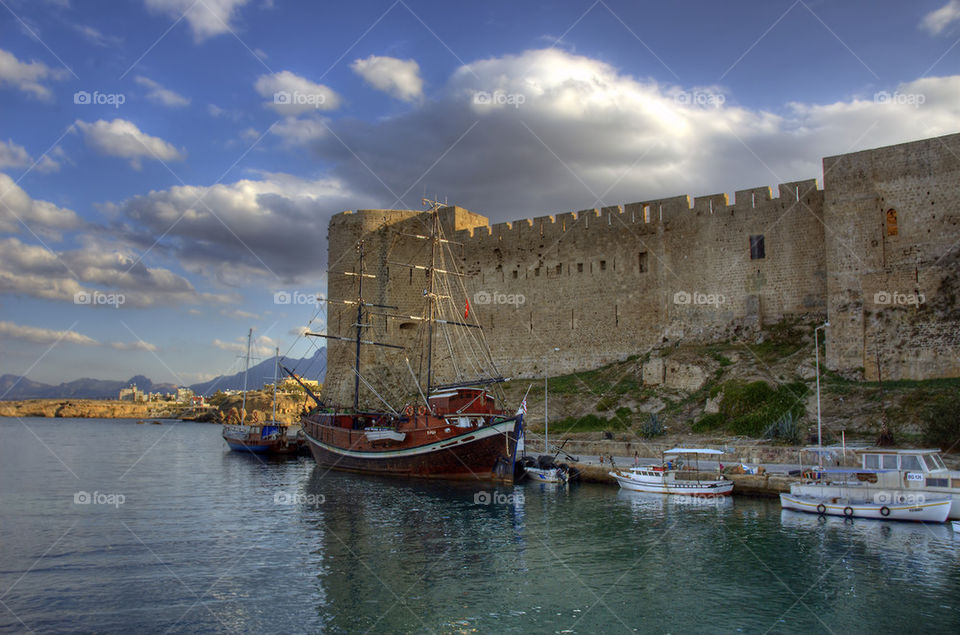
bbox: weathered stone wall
[823,133,960,380]
[322,133,960,407]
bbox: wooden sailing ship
[285,201,523,480]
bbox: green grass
[700,379,808,438]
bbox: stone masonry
[321,133,960,407]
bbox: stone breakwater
[0,399,174,419]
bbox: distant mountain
[189,347,326,396]
[0,374,178,401]
[0,348,325,401]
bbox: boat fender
[816,503,826,515]
[843,506,854,518]
[880,506,891,517]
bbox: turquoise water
[1,417,959,633]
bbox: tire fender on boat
[843,506,854,518]
[880,506,891,517]
[816,503,826,515]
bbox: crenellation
[734,186,773,209]
[692,193,729,215]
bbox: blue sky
[2,0,960,386]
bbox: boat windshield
[900,454,923,472]
[928,454,947,470]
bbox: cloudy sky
[2,0,960,386]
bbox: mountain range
[0,347,326,400]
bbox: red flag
[464,298,470,319]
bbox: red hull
[302,417,519,480]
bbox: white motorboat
[609,448,733,496]
[780,492,951,523]
[791,448,960,520]
[523,465,567,484]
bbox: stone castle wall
[321,133,960,407]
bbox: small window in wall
[577,263,584,273]
[512,270,518,279]
[556,264,563,275]
[534,268,540,277]
[599,260,607,271]
[749,235,765,260]
[638,252,648,273]
[886,209,898,236]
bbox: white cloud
[74,24,123,47]
[0,173,81,238]
[271,115,329,145]
[214,334,276,357]
[254,70,341,115]
[109,172,372,284]
[135,76,190,107]
[110,340,158,352]
[74,118,185,169]
[921,0,960,35]
[302,48,960,219]
[0,139,61,173]
[0,320,98,346]
[0,236,233,308]
[0,319,157,351]
[143,0,250,41]
[351,55,424,103]
[0,48,66,100]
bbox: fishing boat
[789,448,960,520]
[287,201,523,480]
[609,448,733,496]
[223,338,304,456]
[779,491,951,522]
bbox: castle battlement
[321,134,960,406]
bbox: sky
[2,0,960,387]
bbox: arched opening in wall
[749,235,765,260]
[638,252,648,273]
[886,209,898,236]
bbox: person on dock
[634,451,639,466]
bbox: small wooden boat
[780,492,951,523]
[609,448,733,496]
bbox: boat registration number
[906,472,924,481]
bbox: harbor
[4,416,960,634]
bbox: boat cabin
[857,449,958,489]
[428,388,499,415]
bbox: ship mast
[425,207,439,397]
[353,240,364,412]
[241,327,252,423]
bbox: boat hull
[779,493,951,523]
[303,419,518,480]
[523,466,567,484]
[791,482,960,520]
[609,471,733,496]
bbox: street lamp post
[814,322,830,469]
[545,347,559,454]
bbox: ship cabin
[857,448,959,489]
[429,388,501,418]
